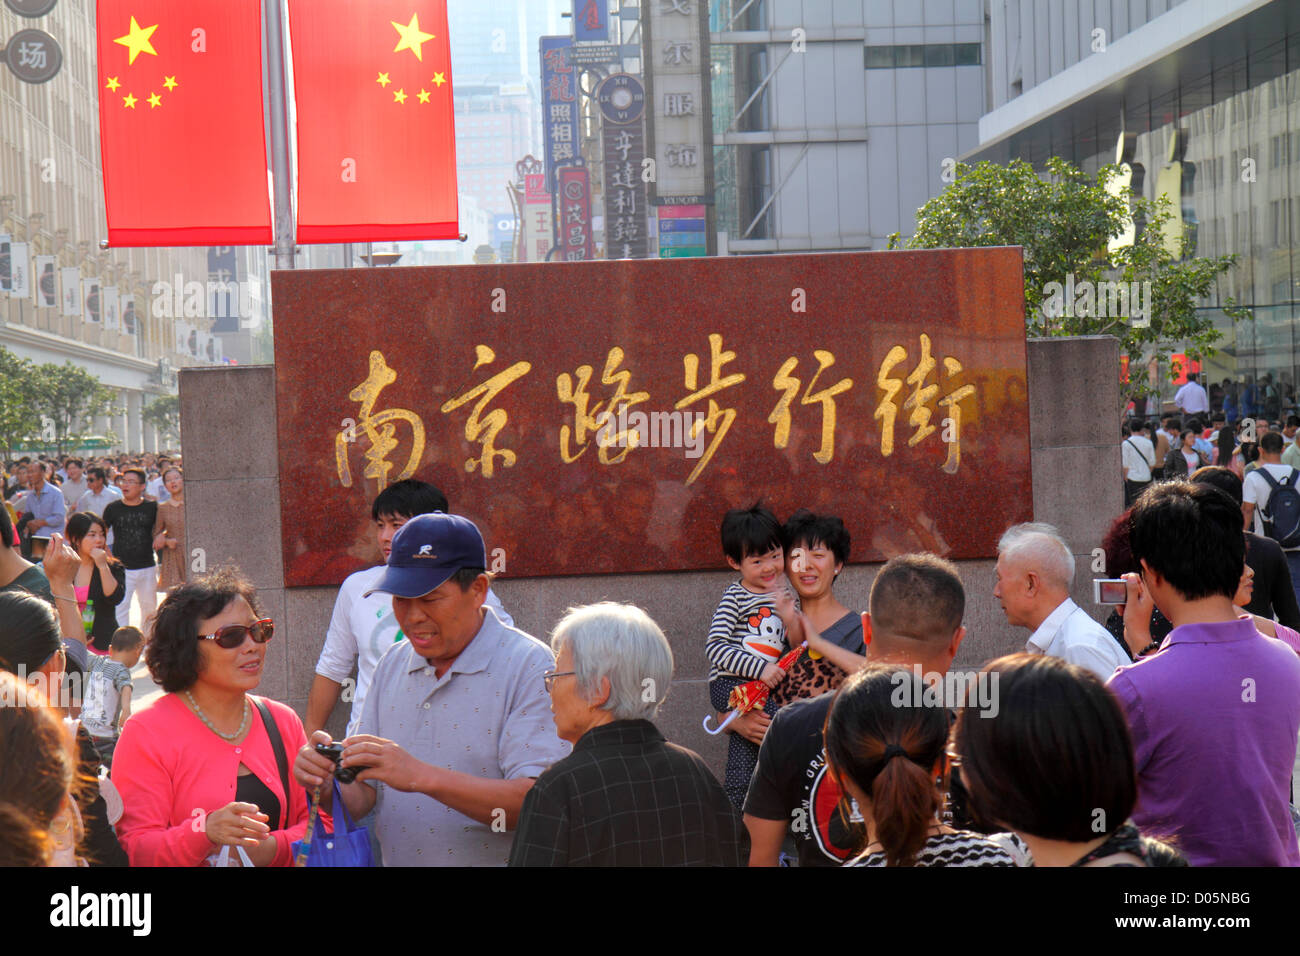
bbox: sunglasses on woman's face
[198,619,274,649]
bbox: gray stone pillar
[127,391,143,453]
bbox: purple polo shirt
[1108,616,1300,866]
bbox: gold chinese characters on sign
[335,333,977,493]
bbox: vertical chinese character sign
[572,0,609,42]
[643,0,714,255]
[540,36,579,194]
[558,166,594,261]
[598,73,649,259]
[273,249,1032,586]
[522,172,553,263]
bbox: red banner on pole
[95,0,272,246]
[288,0,459,243]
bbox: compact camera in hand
[314,742,367,784]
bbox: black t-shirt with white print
[103,499,158,570]
[744,693,863,866]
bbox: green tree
[143,394,180,446]
[0,346,42,459]
[32,362,118,455]
[890,156,1250,407]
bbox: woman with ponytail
[824,663,1018,867]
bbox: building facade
[970,0,1300,413]
[711,0,987,253]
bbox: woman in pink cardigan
[112,568,310,866]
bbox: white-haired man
[509,602,746,866]
[994,522,1128,681]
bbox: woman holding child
[770,509,866,707]
[722,509,867,752]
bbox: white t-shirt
[1122,435,1155,482]
[314,564,515,736]
[1243,463,1300,549]
[61,478,89,511]
[145,476,171,503]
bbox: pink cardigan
[112,693,311,866]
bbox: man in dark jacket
[510,602,746,866]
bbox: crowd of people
[2,444,1299,868]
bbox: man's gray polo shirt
[357,605,570,866]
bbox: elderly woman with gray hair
[509,602,747,866]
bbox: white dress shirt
[1025,597,1129,681]
[1173,381,1210,415]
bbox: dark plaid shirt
[508,719,747,867]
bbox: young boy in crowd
[707,503,804,808]
[80,626,143,768]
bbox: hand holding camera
[292,730,369,789]
[314,741,368,784]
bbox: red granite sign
[273,249,1031,587]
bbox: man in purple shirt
[1109,480,1300,866]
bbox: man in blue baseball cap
[292,512,569,866]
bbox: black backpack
[1258,467,1300,548]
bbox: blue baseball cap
[363,513,488,598]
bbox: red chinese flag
[288,0,459,242]
[95,0,272,245]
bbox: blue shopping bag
[292,780,374,867]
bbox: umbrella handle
[702,709,741,736]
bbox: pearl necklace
[185,691,249,741]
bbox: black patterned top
[844,829,1019,867]
[1070,823,1188,867]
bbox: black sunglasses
[199,619,274,649]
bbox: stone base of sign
[179,335,1121,776]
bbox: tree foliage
[32,362,118,455]
[890,156,1250,405]
[0,346,41,460]
[143,394,180,445]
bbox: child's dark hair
[110,627,144,652]
[371,479,449,521]
[782,509,851,569]
[720,502,782,563]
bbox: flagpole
[264,0,296,270]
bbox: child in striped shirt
[707,504,803,808]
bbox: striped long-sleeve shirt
[705,581,790,683]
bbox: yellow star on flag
[114,16,159,65]
[105,76,121,91]
[376,71,391,87]
[417,88,430,103]
[163,75,178,91]
[432,72,446,87]
[392,13,434,61]
[123,93,138,108]
[148,92,162,108]
[393,88,407,104]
